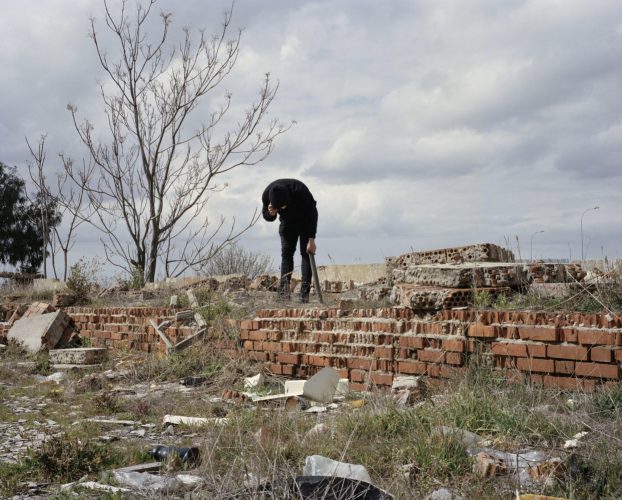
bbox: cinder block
[49,348,108,365]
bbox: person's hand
[268,203,278,216]
[306,238,316,255]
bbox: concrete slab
[7,311,71,352]
[49,348,108,365]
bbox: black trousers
[279,223,311,297]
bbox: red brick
[349,369,367,383]
[558,328,578,343]
[247,351,269,362]
[516,357,554,373]
[346,358,374,370]
[398,360,427,375]
[442,338,465,352]
[578,329,621,346]
[374,346,394,360]
[445,352,464,366]
[517,326,558,342]
[616,348,622,362]
[399,335,425,349]
[492,342,527,357]
[467,324,496,338]
[276,353,300,364]
[370,371,393,386]
[575,362,619,380]
[590,346,614,363]
[427,363,441,377]
[526,343,547,358]
[543,375,586,390]
[547,344,588,361]
[440,365,467,378]
[249,331,268,341]
[267,363,282,375]
[418,349,445,363]
[240,320,254,330]
[554,360,575,375]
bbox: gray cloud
[1,0,621,275]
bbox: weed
[31,350,51,375]
[593,383,622,418]
[25,433,119,482]
[66,257,102,305]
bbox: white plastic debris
[113,470,182,493]
[303,455,372,483]
[35,372,66,384]
[563,431,589,449]
[163,415,228,426]
[244,373,265,389]
[175,474,204,488]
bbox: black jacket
[262,179,318,238]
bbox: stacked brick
[66,307,199,353]
[239,307,622,391]
[387,244,585,311]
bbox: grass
[2,345,620,499]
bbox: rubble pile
[387,243,585,311]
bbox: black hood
[269,185,291,208]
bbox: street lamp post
[580,206,600,262]
[530,230,545,262]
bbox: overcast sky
[1,0,620,277]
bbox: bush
[66,258,102,304]
[200,242,273,278]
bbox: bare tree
[27,135,92,281]
[25,135,52,278]
[67,0,290,282]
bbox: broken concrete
[7,311,73,352]
[49,347,108,365]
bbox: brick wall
[66,307,197,353]
[239,307,622,391]
[59,305,622,391]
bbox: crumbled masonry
[1,243,617,391]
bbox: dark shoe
[298,295,309,304]
[276,292,291,303]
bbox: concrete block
[49,347,108,365]
[7,311,71,352]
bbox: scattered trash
[258,476,393,500]
[304,405,328,414]
[113,470,182,493]
[304,423,330,441]
[222,389,249,403]
[149,445,200,465]
[335,378,350,397]
[175,474,204,488]
[163,415,229,427]
[61,480,131,494]
[433,426,486,448]
[244,373,265,389]
[303,455,372,483]
[563,431,589,449]
[469,447,553,486]
[348,399,365,409]
[254,367,340,404]
[35,372,66,384]
[426,487,464,500]
[82,417,138,426]
[285,396,309,411]
[180,375,207,386]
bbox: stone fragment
[49,347,108,365]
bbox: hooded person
[261,179,318,302]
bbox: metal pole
[581,206,599,262]
[530,230,544,262]
[308,253,323,304]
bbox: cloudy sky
[1,0,621,277]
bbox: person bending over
[261,179,318,302]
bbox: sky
[1,0,621,278]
